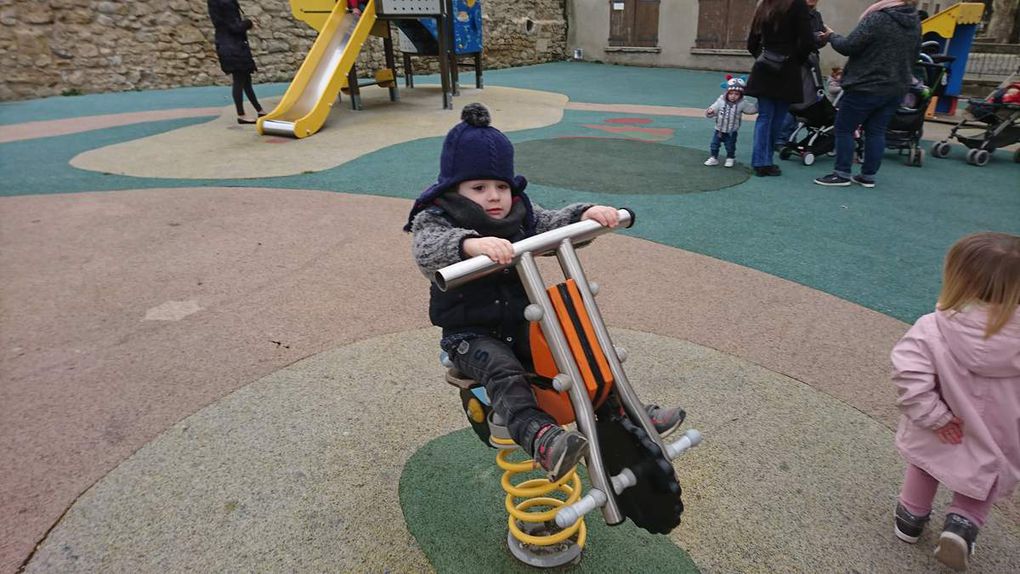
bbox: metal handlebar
[434,208,634,291]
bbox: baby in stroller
[932,72,1020,166]
[880,66,938,167]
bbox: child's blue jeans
[710,130,738,158]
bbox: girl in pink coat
[891,232,1020,572]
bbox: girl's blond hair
[938,232,1020,337]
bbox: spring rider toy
[436,208,703,567]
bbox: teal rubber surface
[2,63,1017,323]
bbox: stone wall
[0,0,567,101]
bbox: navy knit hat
[404,103,531,231]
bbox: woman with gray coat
[814,0,921,188]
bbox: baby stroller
[778,54,834,166]
[931,67,1020,166]
[778,95,838,166]
[878,54,948,167]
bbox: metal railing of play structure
[965,52,1020,79]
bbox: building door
[609,0,661,47]
[695,0,757,50]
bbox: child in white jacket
[890,232,1020,572]
[704,75,757,168]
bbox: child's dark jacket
[411,202,591,340]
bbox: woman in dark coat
[208,0,264,124]
[745,0,818,176]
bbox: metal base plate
[506,525,583,568]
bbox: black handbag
[755,46,788,73]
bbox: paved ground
[1,62,1018,573]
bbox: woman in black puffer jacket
[208,0,264,124]
[745,0,818,177]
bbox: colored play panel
[922,2,986,114]
[922,2,985,38]
[400,429,699,573]
[515,138,750,194]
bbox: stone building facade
[0,0,567,101]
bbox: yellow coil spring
[492,436,587,548]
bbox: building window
[695,0,757,50]
[609,0,660,47]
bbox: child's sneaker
[645,404,686,437]
[894,502,930,543]
[724,158,735,168]
[532,424,589,482]
[704,157,719,166]
[934,513,979,571]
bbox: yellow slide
[258,0,376,138]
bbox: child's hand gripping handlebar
[434,208,635,291]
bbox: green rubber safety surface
[400,428,699,573]
[516,138,750,195]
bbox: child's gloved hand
[463,236,514,265]
[935,416,964,445]
[581,205,620,228]
[705,107,716,118]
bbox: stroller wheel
[931,141,950,159]
[1014,148,1020,164]
[802,152,816,166]
[966,148,978,165]
[906,147,924,167]
[972,149,990,167]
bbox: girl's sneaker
[724,158,735,168]
[704,157,719,166]
[934,513,979,571]
[893,502,930,543]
